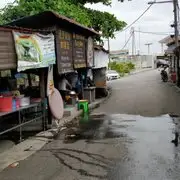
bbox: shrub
[108,61,135,76]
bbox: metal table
[0,102,46,142]
[83,86,96,103]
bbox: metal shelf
[0,102,46,142]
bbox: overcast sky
[86,0,174,55]
[0,0,175,55]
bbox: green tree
[0,0,126,39]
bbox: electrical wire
[115,4,153,35]
[134,30,173,35]
[121,32,132,50]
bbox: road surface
[0,70,180,180]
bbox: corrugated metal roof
[165,44,176,54]
[110,49,129,55]
[94,45,109,53]
[159,35,180,45]
[0,25,51,33]
[7,11,99,36]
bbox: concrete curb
[129,68,153,76]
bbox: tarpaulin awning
[165,44,176,54]
[156,59,169,65]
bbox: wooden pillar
[39,68,46,129]
[27,74,32,87]
[39,68,45,98]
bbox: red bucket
[0,96,12,112]
[171,72,176,83]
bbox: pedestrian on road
[172,117,180,146]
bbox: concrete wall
[134,55,155,69]
[94,50,109,69]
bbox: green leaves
[0,0,126,40]
[88,9,126,38]
[109,61,135,76]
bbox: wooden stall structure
[0,26,54,142]
[7,11,99,107]
[7,11,99,74]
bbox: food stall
[0,27,55,142]
[7,11,99,106]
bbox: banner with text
[13,31,56,72]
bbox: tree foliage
[0,0,126,39]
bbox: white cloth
[47,65,54,96]
[165,67,169,74]
[71,74,78,88]
[58,78,69,91]
[87,69,93,80]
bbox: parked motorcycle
[161,69,168,82]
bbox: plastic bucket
[20,97,30,107]
[0,96,12,112]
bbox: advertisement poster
[13,31,56,72]
[87,37,94,67]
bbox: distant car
[106,70,119,81]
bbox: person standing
[58,74,72,100]
[172,117,180,146]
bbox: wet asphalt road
[1,70,180,180]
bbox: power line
[115,4,153,35]
[134,30,173,35]
[121,32,132,50]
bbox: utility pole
[145,43,153,54]
[173,0,179,85]
[139,26,141,55]
[107,37,111,68]
[131,27,135,56]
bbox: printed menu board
[58,30,73,73]
[73,33,86,69]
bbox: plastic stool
[78,100,89,113]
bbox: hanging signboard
[13,31,56,72]
[87,37,94,67]
[73,33,86,69]
[58,30,73,74]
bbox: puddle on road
[59,113,179,144]
[55,113,180,180]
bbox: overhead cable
[121,32,132,50]
[115,4,153,35]
[134,30,173,35]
